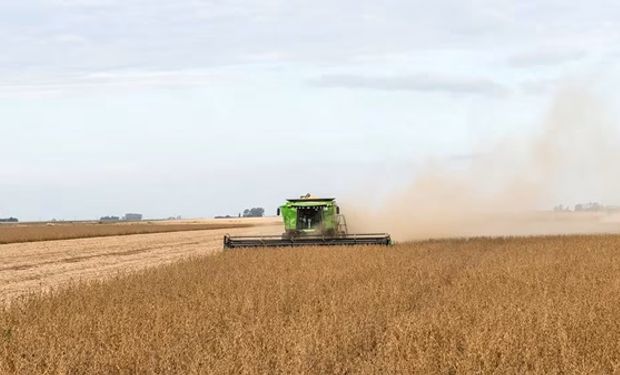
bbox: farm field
[0,217,273,244]
[0,218,280,303]
[2,235,620,374]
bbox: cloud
[508,49,587,68]
[310,74,510,97]
[45,0,117,8]
[520,78,561,95]
[0,0,615,98]
[447,152,486,162]
[51,33,89,44]
[0,69,225,98]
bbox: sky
[2,0,620,220]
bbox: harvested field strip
[0,240,203,272]
[0,222,253,244]
[0,223,280,303]
[2,235,620,374]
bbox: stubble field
[0,219,267,244]
[2,235,620,374]
[0,218,280,303]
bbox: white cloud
[51,33,89,44]
[44,0,118,7]
[0,0,616,94]
[508,49,587,68]
[520,78,561,95]
[0,69,226,98]
[311,74,510,97]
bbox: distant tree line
[100,216,121,222]
[0,217,18,223]
[99,213,143,222]
[243,208,265,217]
[554,202,620,213]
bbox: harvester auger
[223,195,391,249]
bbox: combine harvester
[224,194,391,248]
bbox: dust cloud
[346,88,620,241]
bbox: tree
[242,207,265,217]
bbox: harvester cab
[223,194,391,248]
[279,197,341,237]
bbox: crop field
[0,219,267,244]
[2,235,620,374]
[0,219,280,303]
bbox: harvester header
[224,194,391,249]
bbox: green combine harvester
[223,194,391,248]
